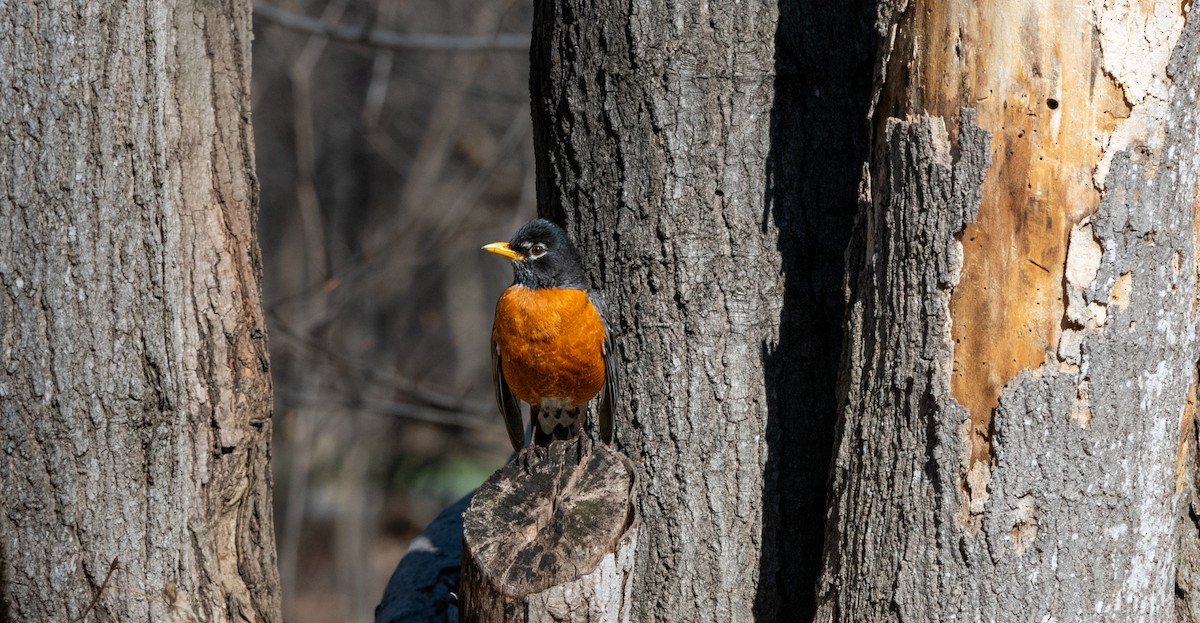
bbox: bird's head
[482,219,587,289]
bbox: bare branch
[254,2,528,52]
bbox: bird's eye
[529,243,547,258]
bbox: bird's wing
[492,339,525,452]
[590,292,616,444]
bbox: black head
[482,219,587,289]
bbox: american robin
[482,219,614,451]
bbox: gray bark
[528,0,882,619]
[528,0,877,618]
[0,1,279,621]
[817,4,1200,621]
[529,1,779,620]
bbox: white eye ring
[529,243,547,258]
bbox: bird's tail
[531,404,580,447]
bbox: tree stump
[460,439,638,622]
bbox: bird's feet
[517,445,546,473]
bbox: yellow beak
[482,242,524,261]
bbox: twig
[363,50,394,129]
[72,558,118,622]
[278,408,314,622]
[288,0,345,287]
[432,107,531,242]
[266,313,492,414]
[280,388,488,427]
[254,2,528,52]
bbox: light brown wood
[818,3,1200,621]
[879,0,1186,515]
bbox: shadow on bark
[1,538,8,621]
[759,0,877,619]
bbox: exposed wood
[878,0,1184,519]
[0,1,279,621]
[818,2,1200,621]
[1179,374,1200,623]
[460,440,637,622]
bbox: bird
[482,218,615,452]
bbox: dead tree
[817,2,1200,620]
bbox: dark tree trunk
[0,1,280,621]
[817,2,1200,620]
[528,0,874,619]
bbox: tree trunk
[528,0,876,618]
[0,2,279,622]
[528,1,783,619]
[818,2,1200,620]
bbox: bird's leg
[518,444,545,474]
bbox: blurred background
[251,1,533,619]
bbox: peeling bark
[0,2,279,621]
[819,2,1200,620]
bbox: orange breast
[492,286,606,407]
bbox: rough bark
[529,0,876,619]
[460,442,637,622]
[0,1,279,621]
[818,2,1200,621]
